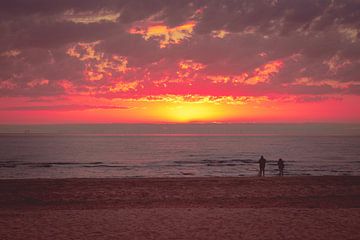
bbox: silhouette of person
[278,158,284,176]
[258,155,266,176]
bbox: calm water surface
[0,124,359,178]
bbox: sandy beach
[0,176,360,239]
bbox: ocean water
[0,124,359,179]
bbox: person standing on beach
[258,155,266,176]
[278,158,284,176]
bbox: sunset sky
[0,0,359,123]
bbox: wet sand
[0,176,360,239]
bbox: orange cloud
[323,54,351,73]
[207,75,232,84]
[153,77,184,87]
[211,30,229,38]
[1,49,21,57]
[67,42,130,82]
[0,80,17,89]
[60,9,120,24]
[67,41,102,61]
[244,60,283,85]
[109,81,142,93]
[287,77,360,89]
[1,104,128,111]
[129,21,196,48]
[58,80,75,93]
[178,60,206,71]
[208,60,283,85]
[177,59,205,80]
[129,94,269,105]
[153,59,206,87]
[27,79,49,88]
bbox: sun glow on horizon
[159,103,222,123]
[1,94,360,124]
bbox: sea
[0,123,359,179]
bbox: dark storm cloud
[0,0,359,100]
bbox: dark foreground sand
[0,176,359,239]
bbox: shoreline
[1,174,359,180]
[1,176,359,210]
[1,175,359,182]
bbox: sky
[0,0,359,123]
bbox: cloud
[60,9,120,24]
[0,0,359,103]
[285,77,360,90]
[0,104,129,111]
[129,21,196,48]
[27,79,49,88]
[129,94,269,105]
[67,41,131,82]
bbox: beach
[0,176,360,239]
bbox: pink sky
[0,1,359,123]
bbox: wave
[0,161,105,168]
